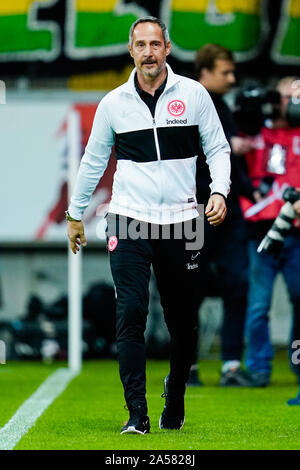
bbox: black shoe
[249,371,270,387]
[120,406,150,435]
[187,368,203,387]
[159,375,185,430]
[220,367,254,387]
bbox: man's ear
[166,40,171,57]
[128,43,133,58]
[201,68,210,81]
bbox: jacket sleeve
[197,85,231,198]
[68,98,115,220]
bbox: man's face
[201,59,236,95]
[277,81,294,118]
[128,22,171,80]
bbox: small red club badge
[167,100,186,117]
[108,235,118,252]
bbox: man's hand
[230,136,254,155]
[205,194,227,227]
[253,190,264,203]
[67,220,87,254]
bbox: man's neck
[136,67,167,96]
[199,81,223,98]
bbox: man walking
[67,18,231,433]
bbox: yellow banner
[289,0,300,18]
[76,0,118,13]
[171,0,208,12]
[68,65,133,91]
[172,0,261,15]
[0,0,49,15]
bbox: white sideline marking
[0,368,78,450]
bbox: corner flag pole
[67,108,82,373]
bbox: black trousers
[106,214,200,410]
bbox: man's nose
[143,44,152,56]
[228,73,235,85]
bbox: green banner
[0,0,60,61]
[162,0,266,61]
[65,0,147,59]
[272,0,300,64]
[0,0,299,65]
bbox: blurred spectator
[189,44,258,387]
[240,77,300,401]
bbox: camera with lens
[234,86,300,135]
[257,186,300,256]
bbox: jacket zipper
[152,116,163,207]
[134,89,167,162]
[152,118,161,161]
[135,93,166,209]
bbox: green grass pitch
[1,352,300,450]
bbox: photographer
[190,44,259,387]
[240,77,300,402]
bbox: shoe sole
[120,426,148,435]
[159,416,185,430]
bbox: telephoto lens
[257,186,300,256]
[282,186,300,204]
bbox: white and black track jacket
[69,64,231,224]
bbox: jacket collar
[122,63,180,96]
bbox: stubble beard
[137,60,165,79]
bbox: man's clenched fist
[67,220,87,254]
[205,194,227,227]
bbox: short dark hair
[129,16,170,46]
[195,44,234,79]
